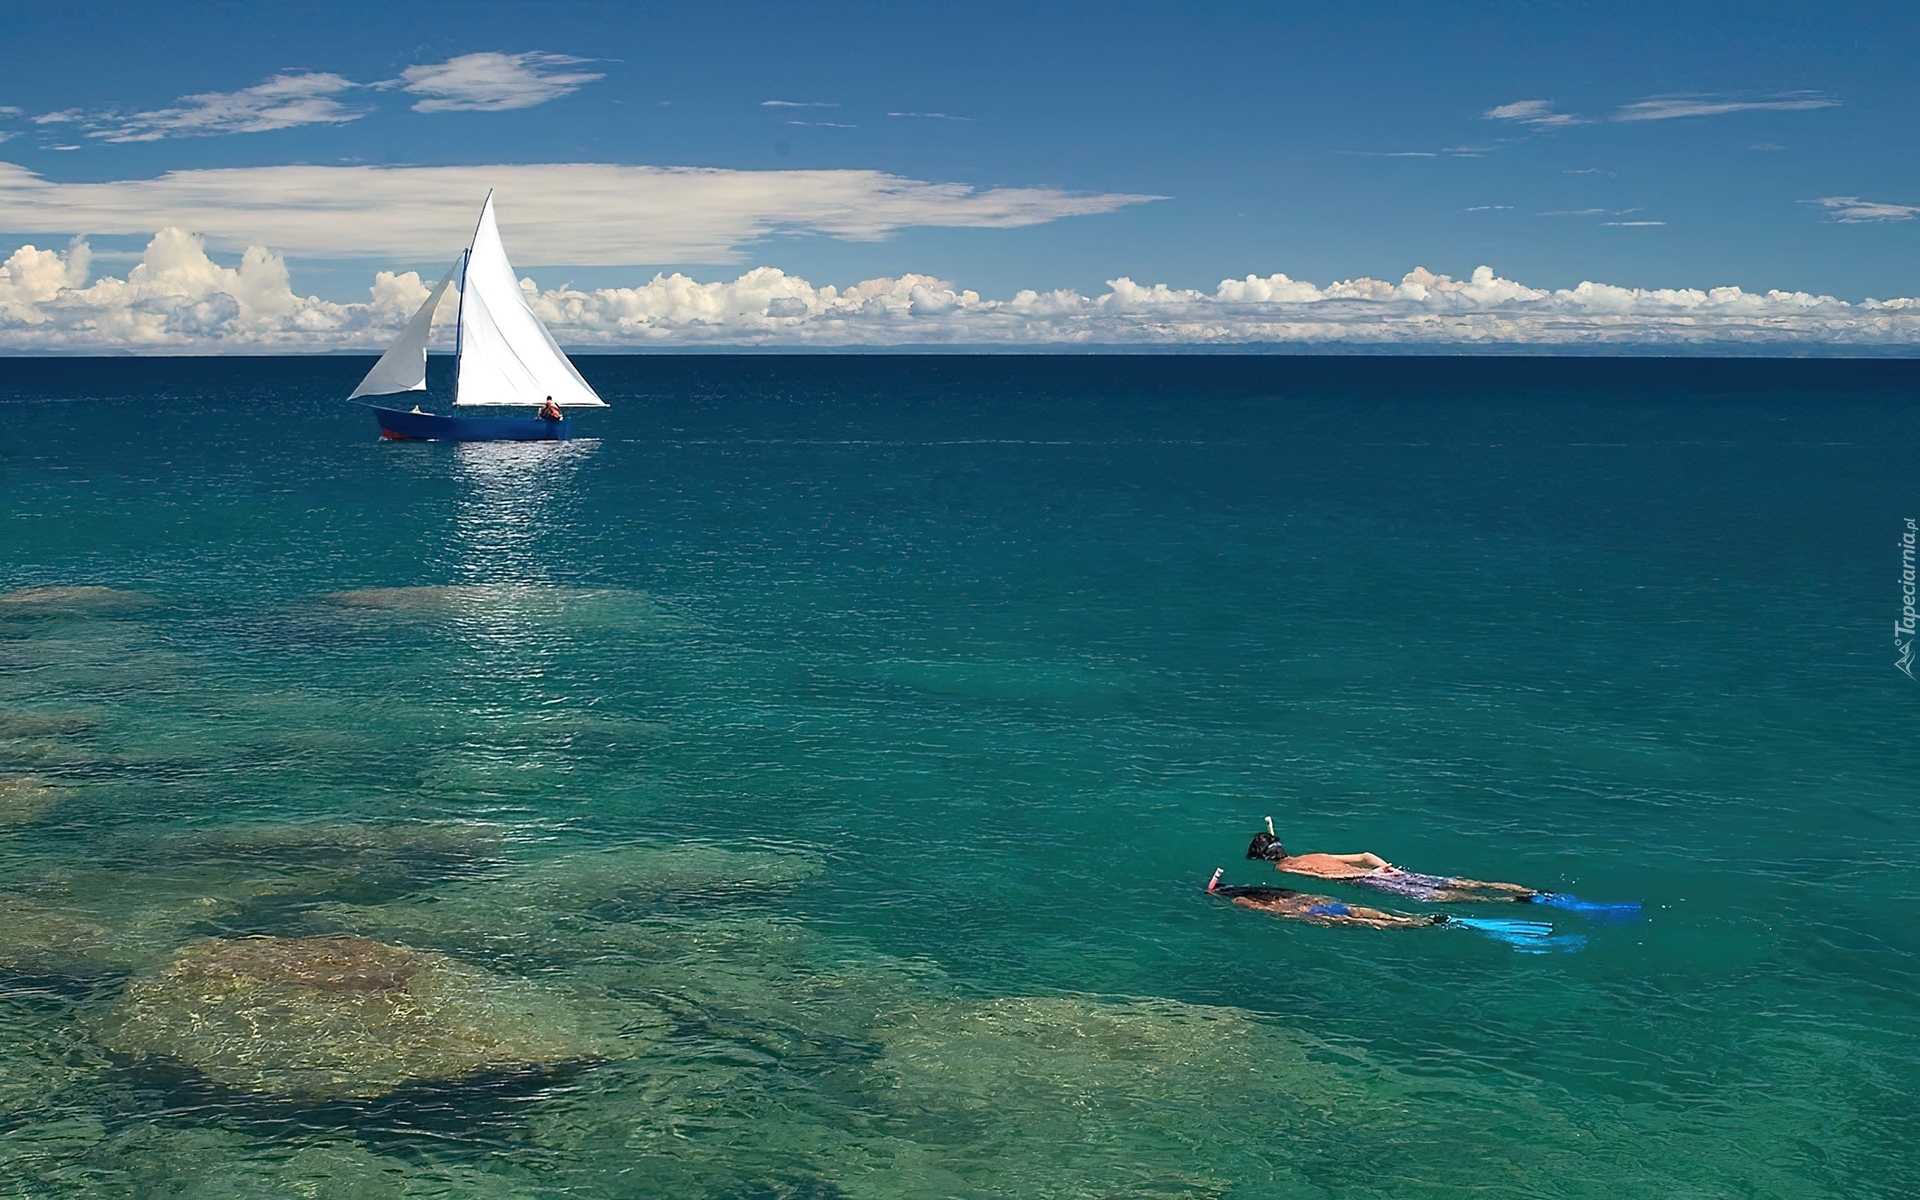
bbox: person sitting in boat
[538,396,563,421]
[1246,826,1538,903]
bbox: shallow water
[0,355,1915,1197]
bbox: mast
[451,249,470,405]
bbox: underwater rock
[0,776,63,826]
[182,820,505,879]
[0,894,125,1002]
[0,712,99,777]
[99,935,616,1098]
[839,994,1353,1198]
[0,1125,537,1200]
[0,711,95,741]
[326,584,518,610]
[323,584,677,627]
[0,586,149,614]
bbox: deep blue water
[0,355,1915,1198]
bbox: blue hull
[371,406,568,442]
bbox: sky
[0,0,1916,350]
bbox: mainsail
[348,260,460,399]
[453,193,606,408]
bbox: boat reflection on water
[441,439,602,743]
[450,438,597,577]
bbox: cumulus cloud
[1484,100,1583,127]
[0,161,1162,264]
[1810,196,1920,223]
[84,72,369,142]
[1611,92,1838,121]
[4,232,1916,353]
[397,52,604,113]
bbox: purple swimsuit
[1350,870,1459,901]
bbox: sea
[0,354,1914,1198]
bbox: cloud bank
[0,162,1161,264]
[4,230,1915,353]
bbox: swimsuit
[1306,902,1352,917]
[1350,870,1460,902]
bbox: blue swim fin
[1526,893,1643,922]
[1442,916,1586,953]
[1444,916,1555,938]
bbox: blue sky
[0,1,1915,349]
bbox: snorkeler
[1242,820,1642,918]
[1207,868,1569,946]
[1245,822,1537,904]
[1206,868,1440,928]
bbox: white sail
[453,193,606,408]
[348,260,459,399]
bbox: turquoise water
[0,355,1915,1197]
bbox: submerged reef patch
[322,584,680,630]
[0,587,151,615]
[99,935,620,1098]
[0,776,63,826]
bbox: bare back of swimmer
[1246,831,1537,904]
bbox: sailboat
[351,192,606,441]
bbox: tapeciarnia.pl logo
[1899,518,1917,679]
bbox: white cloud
[1484,100,1583,127]
[1810,196,1920,223]
[398,52,603,113]
[85,72,368,142]
[888,112,969,120]
[762,101,839,108]
[0,161,1162,264]
[32,109,83,124]
[1602,221,1666,226]
[1611,92,1838,122]
[3,233,1915,352]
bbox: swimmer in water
[1246,826,1538,904]
[1206,868,1441,929]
